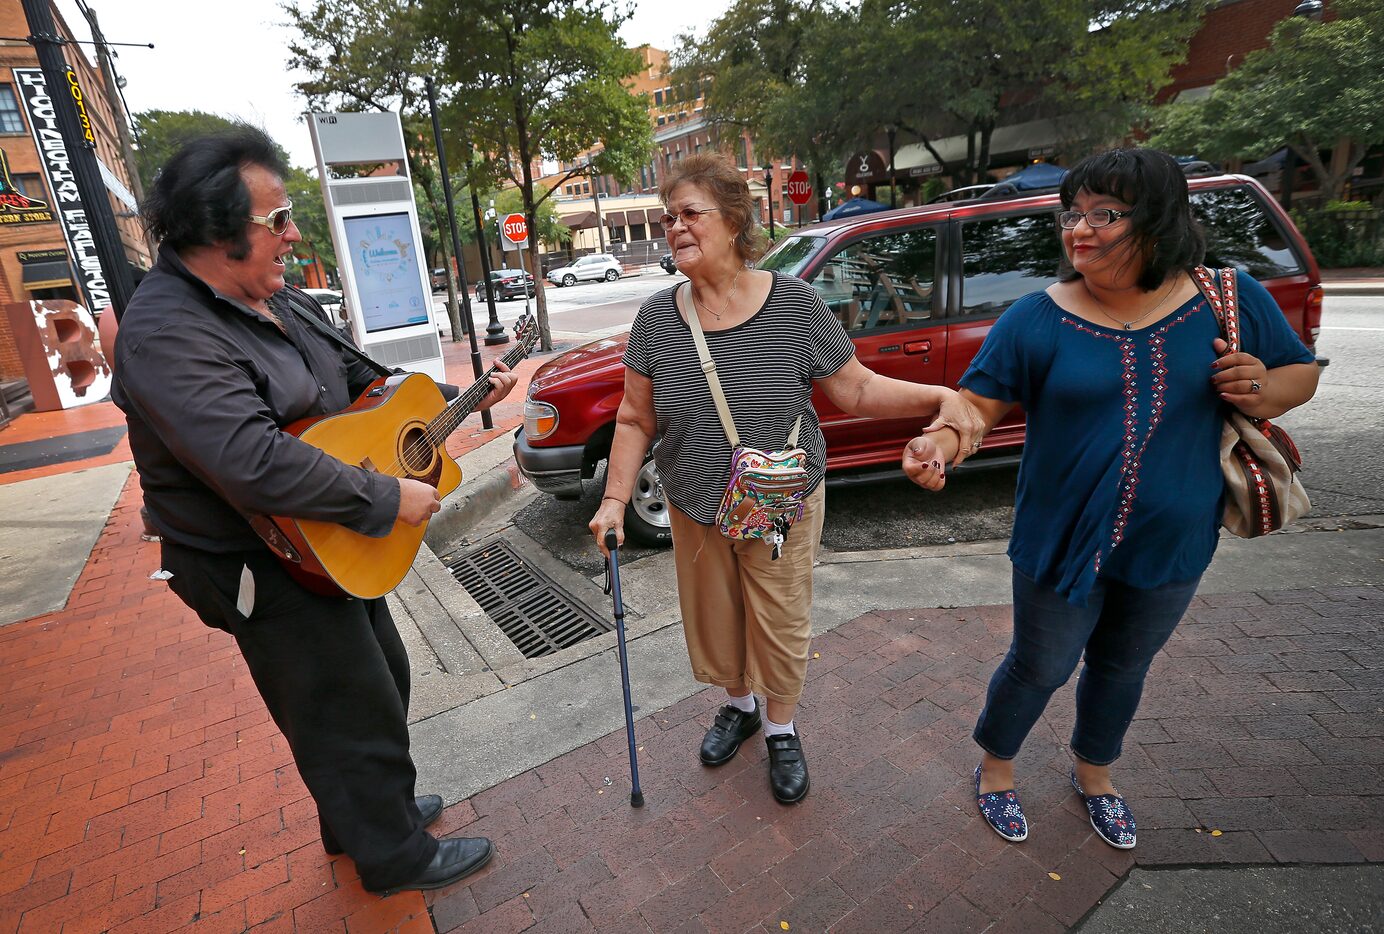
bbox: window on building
[809,225,938,331]
[0,85,25,134]
[657,115,665,126]
[737,138,748,169]
[14,174,46,201]
[960,211,1064,316]
[654,89,664,106]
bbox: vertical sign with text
[12,68,107,311]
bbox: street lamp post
[469,186,509,346]
[763,163,775,240]
[588,161,607,253]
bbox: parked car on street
[659,254,678,275]
[515,175,1324,545]
[301,288,352,341]
[545,253,623,287]
[477,268,537,302]
[431,267,448,291]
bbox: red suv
[514,175,1323,545]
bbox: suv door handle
[904,340,932,354]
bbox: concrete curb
[1321,280,1384,296]
[425,431,527,554]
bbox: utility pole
[588,162,607,253]
[82,6,149,253]
[20,0,136,320]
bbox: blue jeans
[973,567,1201,766]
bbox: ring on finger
[972,440,982,450]
[1249,379,1262,394]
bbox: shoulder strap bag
[682,283,811,559]
[1191,266,1310,538]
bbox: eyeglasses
[248,201,294,236]
[1057,208,1131,229]
[658,207,719,231]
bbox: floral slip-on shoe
[1071,768,1137,849]
[974,764,1028,842]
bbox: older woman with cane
[590,152,984,803]
[905,148,1318,847]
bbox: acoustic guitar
[252,314,537,599]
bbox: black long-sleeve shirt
[113,246,420,554]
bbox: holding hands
[922,390,987,467]
[902,434,947,491]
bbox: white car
[545,253,623,287]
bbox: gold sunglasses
[248,201,294,236]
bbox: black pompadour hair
[1059,148,1206,292]
[140,124,288,260]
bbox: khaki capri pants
[667,484,826,705]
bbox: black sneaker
[699,702,761,766]
[766,732,810,803]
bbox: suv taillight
[1304,285,1323,351]
[524,398,558,440]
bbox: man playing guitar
[111,126,514,895]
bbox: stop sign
[501,213,528,243]
[785,170,812,206]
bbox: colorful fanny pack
[684,284,810,559]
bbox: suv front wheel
[623,452,672,546]
[562,273,577,287]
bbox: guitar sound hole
[400,425,435,474]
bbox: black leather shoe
[699,702,761,766]
[372,836,493,895]
[322,794,445,855]
[766,732,810,804]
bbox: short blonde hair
[659,152,769,263]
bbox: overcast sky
[52,0,731,169]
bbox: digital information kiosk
[306,111,445,382]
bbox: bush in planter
[1292,200,1384,267]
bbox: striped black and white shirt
[624,272,856,525]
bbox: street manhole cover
[445,539,612,659]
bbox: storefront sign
[0,148,54,225]
[845,150,887,187]
[907,164,943,177]
[12,68,107,312]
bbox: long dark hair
[1059,148,1205,291]
[141,124,288,260]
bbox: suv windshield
[757,236,826,276]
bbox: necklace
[1090,278,1178,331]
[691,266,743,321]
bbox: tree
[284,0,476,336]
[131,109,287,190]
[427,0,654,350]
[284,166,337,275]
[1150,0,1384,202]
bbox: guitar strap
[275,287,396,379]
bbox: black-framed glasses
[248,201,294,236]
[658,207,719,231]
[1057,208,1131,229]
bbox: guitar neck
[428,339,532,443]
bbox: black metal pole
[470,188,508,346]
[763,164,775,240]
[887,126,898,209]
[425,76,492,429]
[21,0,136,321]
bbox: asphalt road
[513,290,1384,576]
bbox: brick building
[0,0,150,393]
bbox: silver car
[545,253,622,287]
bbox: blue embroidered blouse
[960,270,1314,605]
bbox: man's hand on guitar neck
[477,360,517,412]
[397,478,442,526]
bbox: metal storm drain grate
[446,539,612,659]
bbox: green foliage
[1292,204,1384,268]
[424,0,653,349]
[132,110,289,190]
[1150,0,1384,201]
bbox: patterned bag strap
[1191,266,1240,354]
[681,282,802,449]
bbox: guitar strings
[373,328,533,479]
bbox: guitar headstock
[513,312,538,355]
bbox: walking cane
[603,529,645,808]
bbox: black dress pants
[159,542,437,891]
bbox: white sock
[726,692,756,713]
[763,717,795,737]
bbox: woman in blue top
[905,149,1319,849]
